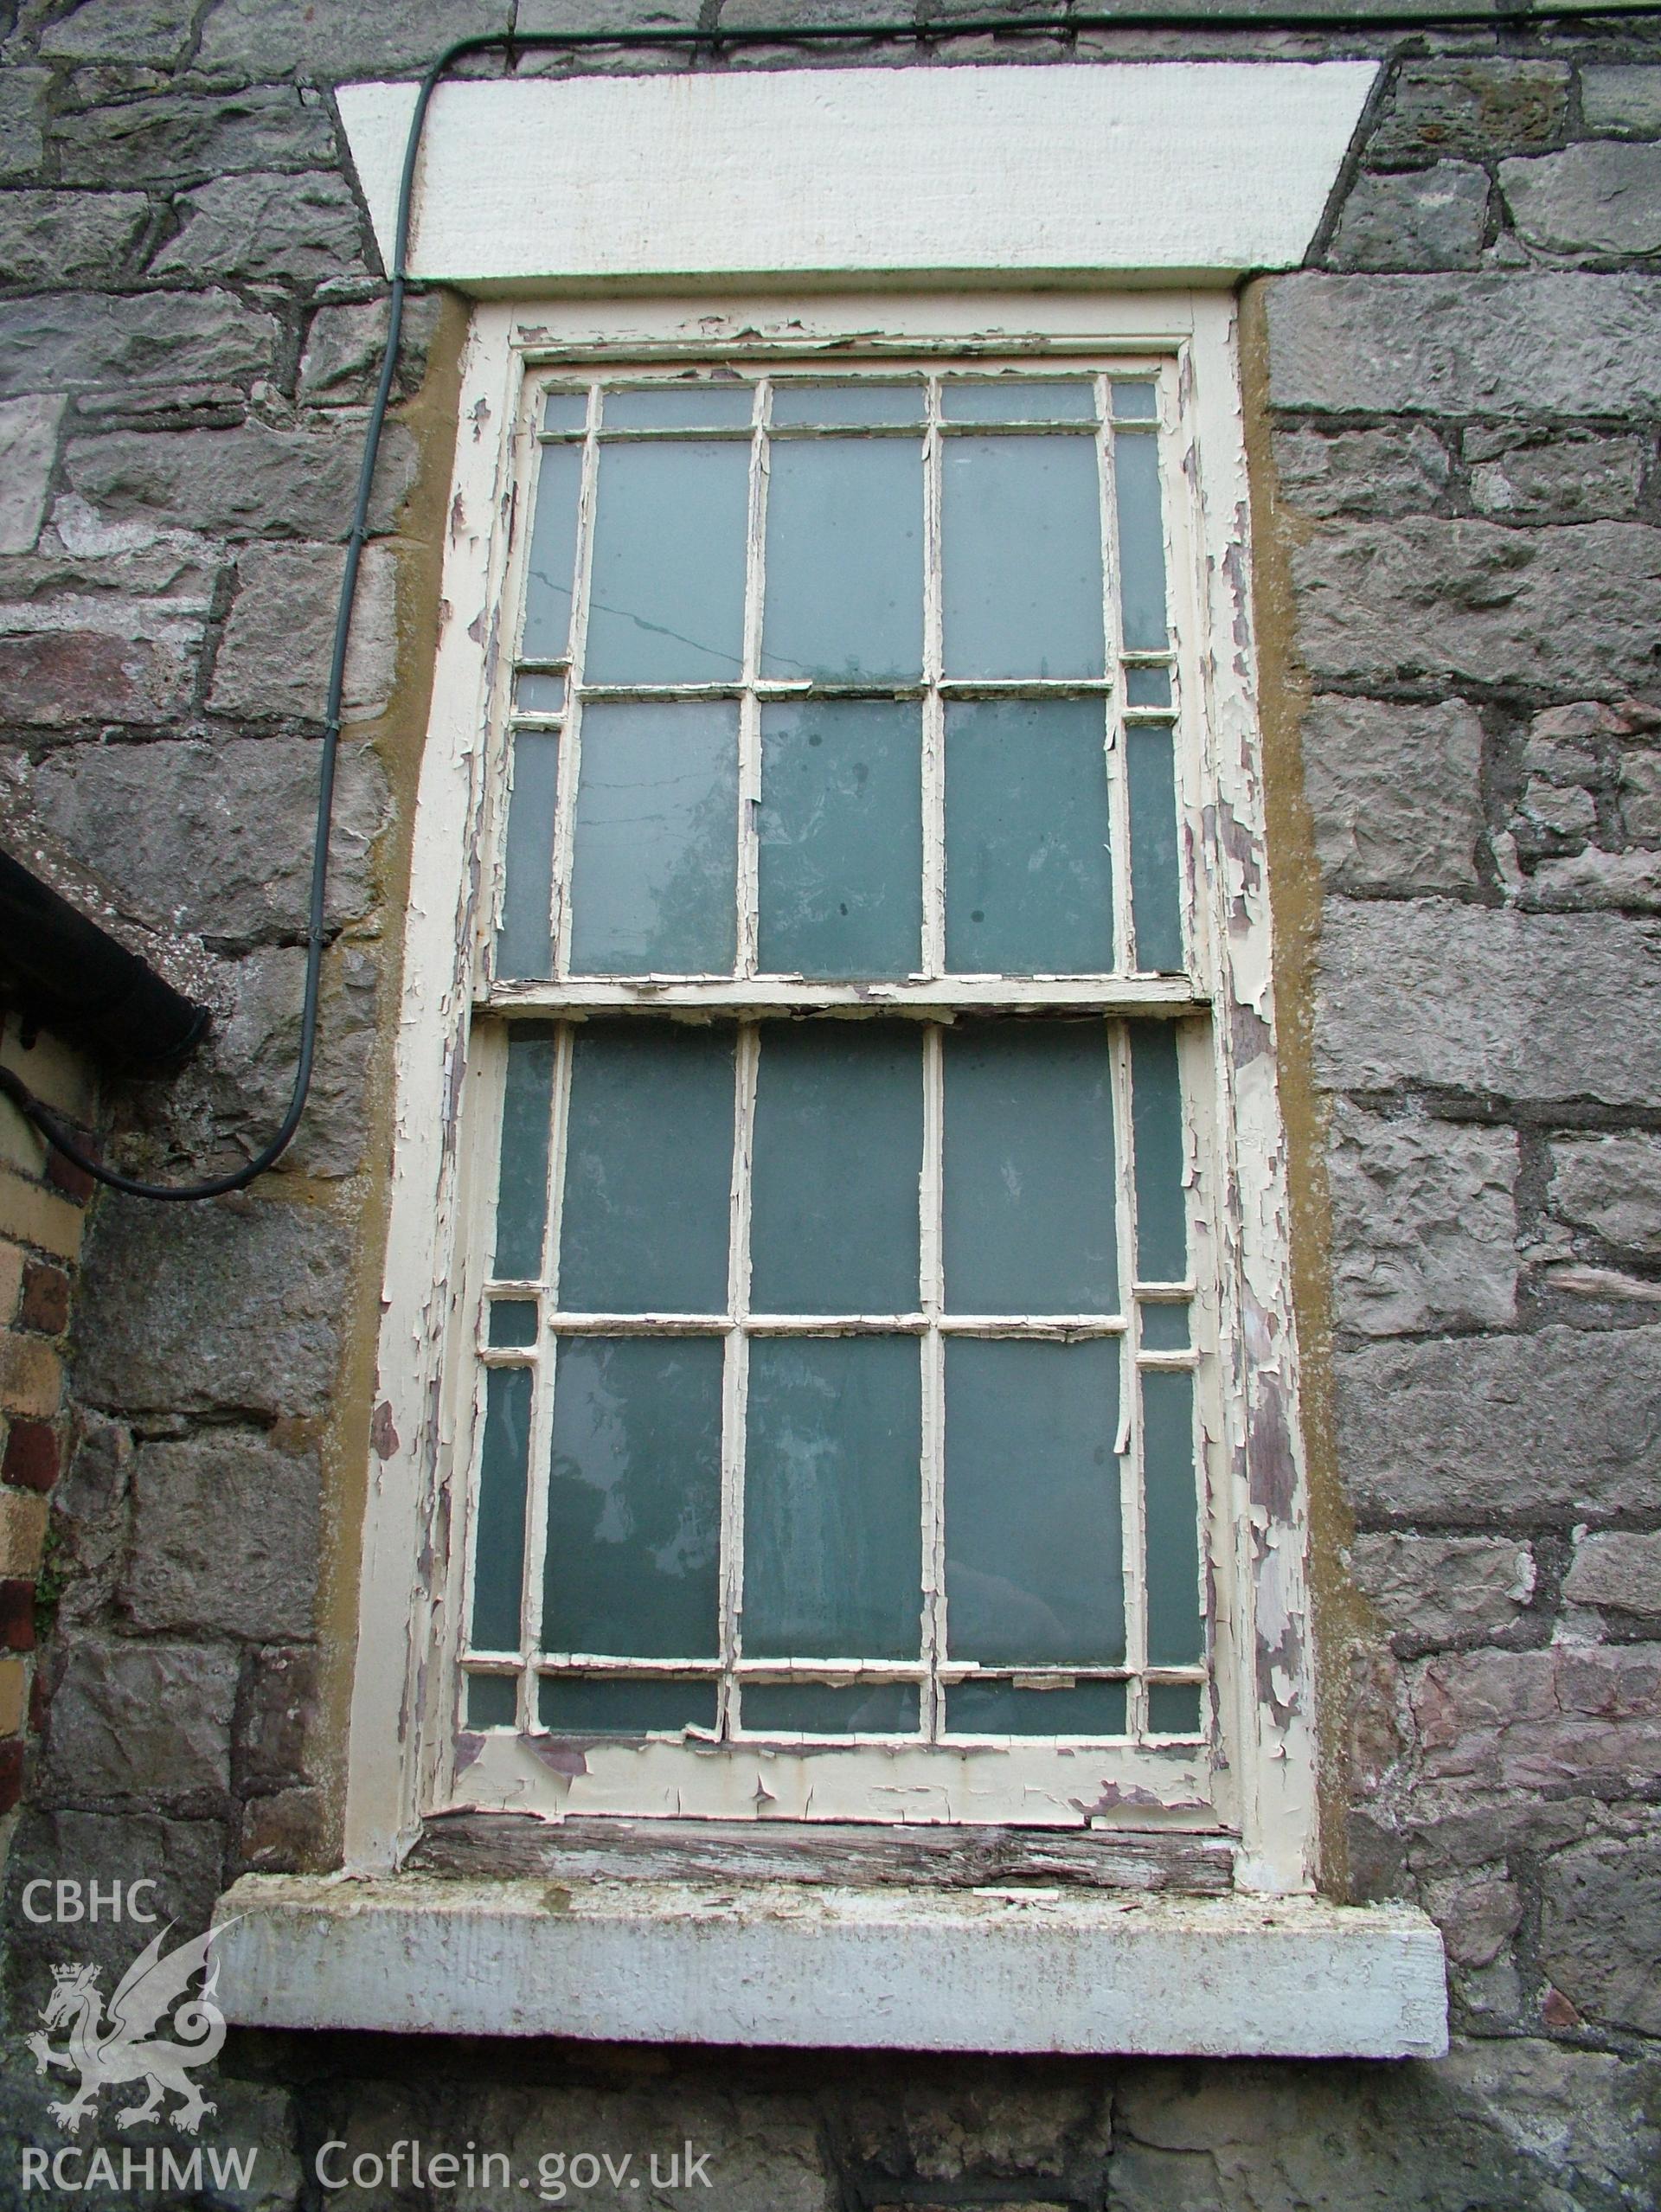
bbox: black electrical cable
[5,0,1658,1200]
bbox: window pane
[1111,380,1158,422]
[521,442,582,664]
[941,380,1097,424]
[1125,664,1170,708]
[496,728,559,981]
[744,1337,921,1660]
[1147,1682,1202,1734]
[944,698,1113,974]
[759,701,922,979]
[1143,1368,1202,1668]
[584,441,748,683]
[1139,1302,1190,1351]
[559,1023,733,1313]
[943,1023,1118,1314]
[1128,722,1183,973]
[487,1298,538,1349]
[1114,431,1169,651]
[542,390,588,434]
[760,437,923,681]
[465,1673,517,1728]
[1131,1023,1187,1284]
[946,1679,1126,1736]
[739,1683,920,1734]
[944,1337,1123,1667]
[770,382,924,428]
[539,1677,718,1734]
[470,1364,531,1651]
[569,701,737,975]
[942,436,1104,678]
[493,1024,555,1279]
[515,671,566,713]
[749,1023,922,1314]
[542,1335,722,1659]
[603,385,753,431]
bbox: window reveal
[459,364,1218,1815]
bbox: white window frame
[343,290,1314,1895]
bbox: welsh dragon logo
[26,1922,230,2138]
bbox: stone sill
[215,1875,1447,2060]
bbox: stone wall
[0,3,1658,2207]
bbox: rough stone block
[1349,1534,1532,1651]
[1563,1529,1661,1614]
[1523,845,1661,914]
[1318,899,1661,1108]
[151,171,368,285]
[0,626,197,728]
[1423,1869,1523,1969]
[50,86,334,189]
[1291,517,1661,692]
[843,2068,1111,2186]
[1337,1324,1661,1524]
[1466,427,1646,523]
[1328,1103,1517,1333]
[1371,60,1569,161]
[0,191,150,286]
[1581,66,1661,137]
[1302,696,1482,894]
[236,1783,329,1872]
[0,70,49,183]
[519,0,700,26]
[1539,1838,1661,2034]
[65,419,415,543]
[1411,1645,1661,1797]
[0,290,279,401]
[1621,750,1661,843]
[1266,272,1661,419]
[298,292,443,404]
[1271,423,1451,520]
[35,1640,238,1811]
[1329,162,1489,272]
[25,737,386,943]
[40,0,202,64]
[235,1645,320,1792]
[0,394,65,556]
[121,1432,318,1641]
[210,541,397,722]
[2,1806,226,1991]
[1501,143,1661,257]
[197,0,512,77]
[74,1199,352,1418]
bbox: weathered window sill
[214,1874,1447,2060]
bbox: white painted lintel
[337,63,1378,288]
[215,1876,1447,2059]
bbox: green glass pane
[495,728,559,981]
[604,385,753,431]
[739,1683,920,1734]
[521,441,582,664]
[1139,1303,1190,1351]
[1129,722,1183,974]
[470,1364,531,1651]
[1111,381,1158,421]
[941,380,1097,424]
[1125,664,1171,708]
[1114,430,1169,651]
[758,701,922,979]
[487,1298,538,1349]
[493,1024,555,1280]
[465,1673,518,1728]
[559,1023,734,1313]
[770,383,924,428]
[944,1337,1122,1666]
[944,699,1113,975]
[515,671,565,713]
[1146,1682,1202,1734]
[569,701,737,975]
[942,435,1104,679]
[1131,1023,1187,1284]
[946,1679,1126,1736]
[585,441,748,683]
[760,437,923,681]
[744,1336,921,1660]
[542,390,588,434]
[942,1023,1118,1314]
[749,1023,921,1314]
[539,1677,718,1734]
[542,1336,722,1659]
[1143,1367,1202,1668]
